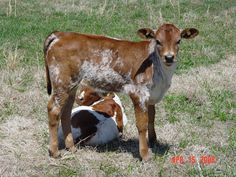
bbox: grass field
[0,0,235,176]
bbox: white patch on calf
[148,53,177,104]
[111,111,117,125]
[113,94,128,126]
[114,57,124,68]
[123,84,150,110]
[57,106,120,147]
[58,122,82,149]
[135,74,145,83]
[101,49,113,63]
[80,60,129,92]
[48,63,60,84]
[148,39,156,54]
[45,33,59,56]
[78,91,85,100]
[87,118,119,145]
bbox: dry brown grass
[171,55,236,97]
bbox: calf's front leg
[148,104,157,147]
[130,94,150,161]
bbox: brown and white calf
[58,87,127,147]
[44,23,198,161]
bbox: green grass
[0,101,16,120]
[208,90,236,121]
[229,128,236,150]
[99,163,123,176]
[47,166,79,177]
[179,139,189,149]
[0,0,235,71]
[163,89,235,123]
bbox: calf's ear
[92,101,115,117]
[181,28,199,39]
[137,28,155,39]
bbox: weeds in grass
[0,101,16,122]
[57,167,78,177]
[99,163,122,176]
[201,81,235,121]
[229,128,236,149]
[164,89,235,123]
[1,45,23,70]
[6,0,17,17]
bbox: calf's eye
[156,40,162,46]
[176,40,181,45]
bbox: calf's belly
[81,61,130,92]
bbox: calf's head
[76,86,114,106]
[76,87,101,106]
[138,23,199,66]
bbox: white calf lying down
[58,90,127,148]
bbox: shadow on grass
[95,138,140,159]
[59,136,170,160]
[85,138,171,160]
[150,140,171,156]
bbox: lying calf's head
[76,86,102,106]
[76,86,115,106]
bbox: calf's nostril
[165,55,174,63]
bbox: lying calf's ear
[181,28,199,39]
[92,101,115,117]
[137,28,155,39]
[106,92,115,98]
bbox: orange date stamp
[171,155,216,165]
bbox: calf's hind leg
[61,90,77,152]
[47,88,76,158]
[47,94,61,158]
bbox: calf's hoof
[67,145,77,153]
[49,149,61,158]
[140,148,152,161]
